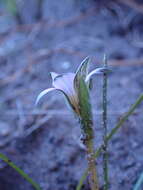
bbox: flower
[36,57,109,116]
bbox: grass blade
[133,172,143,190]
[0,153,41,190]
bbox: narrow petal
[52,73,80,115]
[52,73,76,98]
[35,88,56,106]
[75,57,90,79]
[85,68,111,82]
[74,57,90,90]
[50,72,61,81]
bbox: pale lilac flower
[36,57,109,115]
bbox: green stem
[102,55,109,190]
[0,153,41,190]
[133,171,143,190]
[76,94,143,190]
[85,137,99,190]
[78,77,99,190]
[80,119,99,190]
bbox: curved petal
[35,88,56,106]
[85,68,111,82]
[75,57,90,78]
[50,72,61,81]
[52,73,76,97]
[74,57,90,90]
[52,73,80,115]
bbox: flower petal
[52,73,80,115]
[75,57,90,79]
[35,88,56,106]
[50,72,61,81]
[85,68,111,82]
[74,57,90,90]
[52,73,75,97]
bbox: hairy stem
[80,119,99,190]
[78,77,99,190]
[85,137,99,190]
[102,55,109,190]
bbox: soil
[0,0,143,190]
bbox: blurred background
[0,0,143,189]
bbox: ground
[0,0,143,190]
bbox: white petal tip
[85,68,111,82]
[50,72,59,80]
[35,97,41,106]
[35,88,56,106]
[83,56,90,62]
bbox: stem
[86,138,99,190]
[76,94,143,190]
[133,171,143,190]
[78,77,99,190]
[102,55,109,190]
[80,119,99,190]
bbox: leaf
[85,68,111,82]
[50,72,61,81]
[0,153,41,190]
[133,172,143,190]
[77,77,93,136]
[35,88,56,106]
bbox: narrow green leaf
[76,168,88,190]
[78,77,93,137]
[133,172,143,190]
[0,153,41,190]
